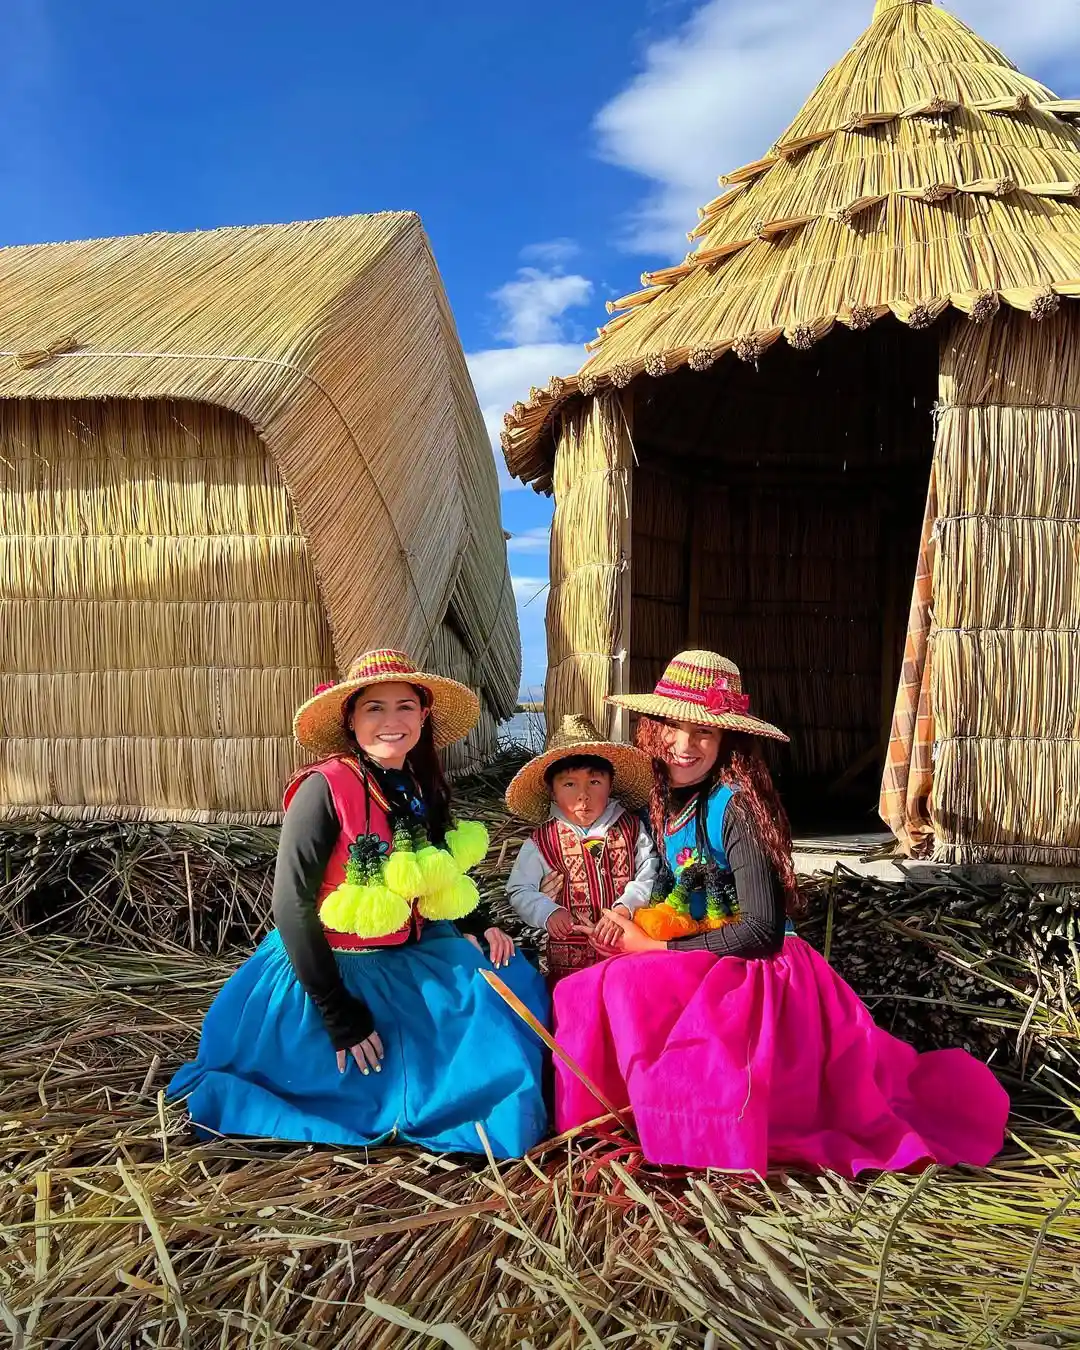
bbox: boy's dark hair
[543,754,615,789]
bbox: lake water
[499,710,546,754]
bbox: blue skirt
[167,922,549,1159]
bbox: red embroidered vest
[534,811,638,978]
[283,755,421,951]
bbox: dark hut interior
[628,322,938,829]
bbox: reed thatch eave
[0,213,519,714]
[500,0,1080,492]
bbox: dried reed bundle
[922,310,1080,862]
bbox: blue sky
[2,0,1076,700]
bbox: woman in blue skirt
[169,649,549,1158]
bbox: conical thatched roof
[501,0,1080,490]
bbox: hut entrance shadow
[628,321,938,833]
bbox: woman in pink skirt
[553,650,1009,1176]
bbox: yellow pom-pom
[383,848,424,900]
[320,881,410,938]
[634,903,704,941]
[444,820,489,871]
[419,873,481,922]
[319,883,368,934]
[414,844,460,894]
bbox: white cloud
[510,575,549,605]
[493,268,593,344]
[506,526,551,554]
[466,341,583,490]
[594,0,1080,257]
[520,238,581,267]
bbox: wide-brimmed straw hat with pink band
[608,649,789,743]
[293,649,480,757]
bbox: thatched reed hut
[0,213,519,823]
[500,0,1080,865]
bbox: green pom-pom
[444,820,489,872]
[383,848,424,899]
[419,873,480,922]
[414,844,460,894]
[668,883,692,915]
[320,881,410,938]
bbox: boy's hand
[540,872,563,901]
[546,907,575,939]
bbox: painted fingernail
[374,1064,382,1072]
[361,1067,369,1076]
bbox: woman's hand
[337,1031,384,1076]
[464,928,516,969]
[540,871,563,901]
[591,904,630,950]
[577,908,665,955]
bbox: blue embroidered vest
[657,784,796,936]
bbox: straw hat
[607,650,789,743]
[293,649,480,757]
[505,714,653,824]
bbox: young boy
[504,714,658,981]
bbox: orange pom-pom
[634,904,704,941]
[704,913,737,931]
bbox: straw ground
[2,760,1078,1346]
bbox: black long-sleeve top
[271,772,492,1051]
[663,794,788,960]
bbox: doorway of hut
[627,321,938,838]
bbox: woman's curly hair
[635,717,801,915]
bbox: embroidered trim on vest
[666,792,699,835]
[536,813,638,976]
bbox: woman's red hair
[635,717,801,914]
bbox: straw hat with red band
[607,650,789,743]
[293,649,480,758]
[505,713,653,824]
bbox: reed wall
[0,399,335,822]
[544,393,632,738]
[929,309,1080,863]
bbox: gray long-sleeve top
[506,801,659,930]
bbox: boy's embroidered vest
[283,756,420,951]
[534,811,638,977]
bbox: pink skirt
[553,937,1009,1176]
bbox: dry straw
[0,215,519,822]
[1,762,1078,1345]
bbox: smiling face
[659,719,722,788]
[548,761,613,829]
[348,681,428,769]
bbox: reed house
[501,0,1080,865]
[0,214,518,823]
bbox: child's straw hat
[505,713,653,824]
